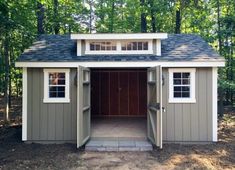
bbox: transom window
[169,68,196,103]
[121,41,148,51]
[85,40,153,54]
[90,42,116,51]
[43,69,70,103]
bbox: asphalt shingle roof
[17,34,224,62]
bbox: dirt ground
[0,97,22,127]
[0,98,235,170]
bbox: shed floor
[91,117,147,139]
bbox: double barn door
[91,69,147,117]
[77,66,162,149]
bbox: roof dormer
[71,33,168,56]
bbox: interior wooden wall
[91,69,147,117]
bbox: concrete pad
[85,139,153,151]
[118,141,135,147]
[103,141,118,147]
[140,146,153,151]
[86,140,103,147]
[119,147,140,151]
[105,147,119,151]
[96,147,106,151]
[136,141,152,147]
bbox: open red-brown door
[147,66,162,148]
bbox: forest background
[0,0,234,122]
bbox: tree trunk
[9,72,11,108]
[175,9,181,34]
[140,0,147,33]
[148,0,156,32]
[100,0,104,24]
[4,33,10,123]
[217,0,222,54]
[36,1,45,34]
[230,36,234,104]
[53,0,59,34]
[89,0,92,33]
[9,47,13,108]
[218,87,224,117]
[151,13,156,33]
[109,0,115,33]
[217,0,224,116]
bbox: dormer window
[90,42,117,51]
[72,33,167,56]
[121,41,148,51]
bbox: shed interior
[90,68,147,138]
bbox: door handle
[162,107,166,112]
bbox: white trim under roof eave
[71,33,168,40]
[15,61,225,68]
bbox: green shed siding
[162,68,213,142]
[27,68,77,142]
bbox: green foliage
[0,0,234,105]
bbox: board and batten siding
[162,67,213,142]
[26,67,214,143]
[27,68,77,142]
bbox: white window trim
[85,40,153,55]
[43,69,70,103]
[168,68,196,103]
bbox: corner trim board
[212,67,218,142]
[22,67,27,141]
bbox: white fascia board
[71,33,168,40]
[15,61,225,68]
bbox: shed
[16,33,225,150]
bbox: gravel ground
[0,113,234,170]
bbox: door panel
[91,71,100,117]
[110,72,119,115]
[100,72,110,116]
[91,69,147,117]
[147,66,162,148]
[139,71,147,115]
[119,72,129,115]
[129,72,139,115]
[77,66,90,147]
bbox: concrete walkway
[85,139,153,151]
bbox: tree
[53,0,59,34]
[148,0,157,32]
[140,0,147,32]
[36,1,45,34]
